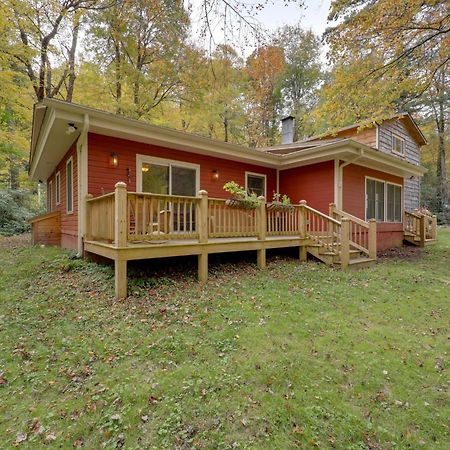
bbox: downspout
[77,113,89,256]
[337,148,364,210]
[276,169,279,196]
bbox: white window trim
[48,180,53,212]
[391,133,405,157]
[55,171,61,205]
[245,171,267,198]
[365,176,403,223]
[66,156,74,214]
[136,154,200,194]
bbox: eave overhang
[29,99,427,182]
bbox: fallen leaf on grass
[13,432,27,445]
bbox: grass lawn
[0,230,449,449]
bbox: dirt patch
[0,233,30,250]
[378,245,423,261]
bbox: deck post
[431,215,437,240]
[198,253,208,283]
[198,190,208,244]
[368,219,377,260]
[419,214,426,247]
[85,194,93,242]
[115,259,127,298]
[256,196,266,241]
[256,196,266,269]
[328,202,336,219]
[299,200,307,261]
[114,182,128,248]
[340,218,350,269]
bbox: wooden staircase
[302,204,377,270]
[404,211,437,247]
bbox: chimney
[281,116,295,144]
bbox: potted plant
[223,181,261,210]
[267,192,294,211]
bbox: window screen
[366,178,385,221]
[387,183,402,222]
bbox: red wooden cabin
[29,99,436,297]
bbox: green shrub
[0,189,43,236]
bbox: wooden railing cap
[115,181,127,189]
[299,200,307,205]
[198,190,208,196]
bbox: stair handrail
[329,204,377,259]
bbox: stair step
[343,257,376,270]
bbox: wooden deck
[81,183,381,298]
[28,183,438,298]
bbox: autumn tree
[325,0,449,212]
[245,45,285,147]
[89,0,189,119]
[3,0,105,102]
[275,25,323,139]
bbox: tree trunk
[113,40,122,113]
[436,67,448,211]
[66,12,81,102]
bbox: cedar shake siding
[315,127,377,148]
[279,161,335,214]
[46,143,78,250]
[343,163,404,250]
[87,133,277,199]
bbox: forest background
[0,0,448,234]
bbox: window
[366,179,384,221]
[55,172,61,205]
[47,180,53,212]
[137,155,199,196]
[387,183,402,222]
[66,157,73,214]
[392,134,405,156]
[246,173,266,198]
[366,178,402,222]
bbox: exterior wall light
[212,169,219,180]
[110,152,119,167]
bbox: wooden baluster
[340,218,350,269]
[368,219,377,259]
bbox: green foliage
[0,189,43,236]
[272,192,291,206]
[0,230,449,447]
[223,181,261,209]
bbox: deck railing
[84,183,379,267]
[85,192,115,242]
[127,192,200,241]
[266,205,302,236]
[208,198,257,237]
[404,210,437,244]
[329,204,377,259]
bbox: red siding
[279,161,334,213]
[46,144,78,250]
[343,163,404,250]
[87,133,277,198]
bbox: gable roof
[30,99,426,182]
[302,112,427,147]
